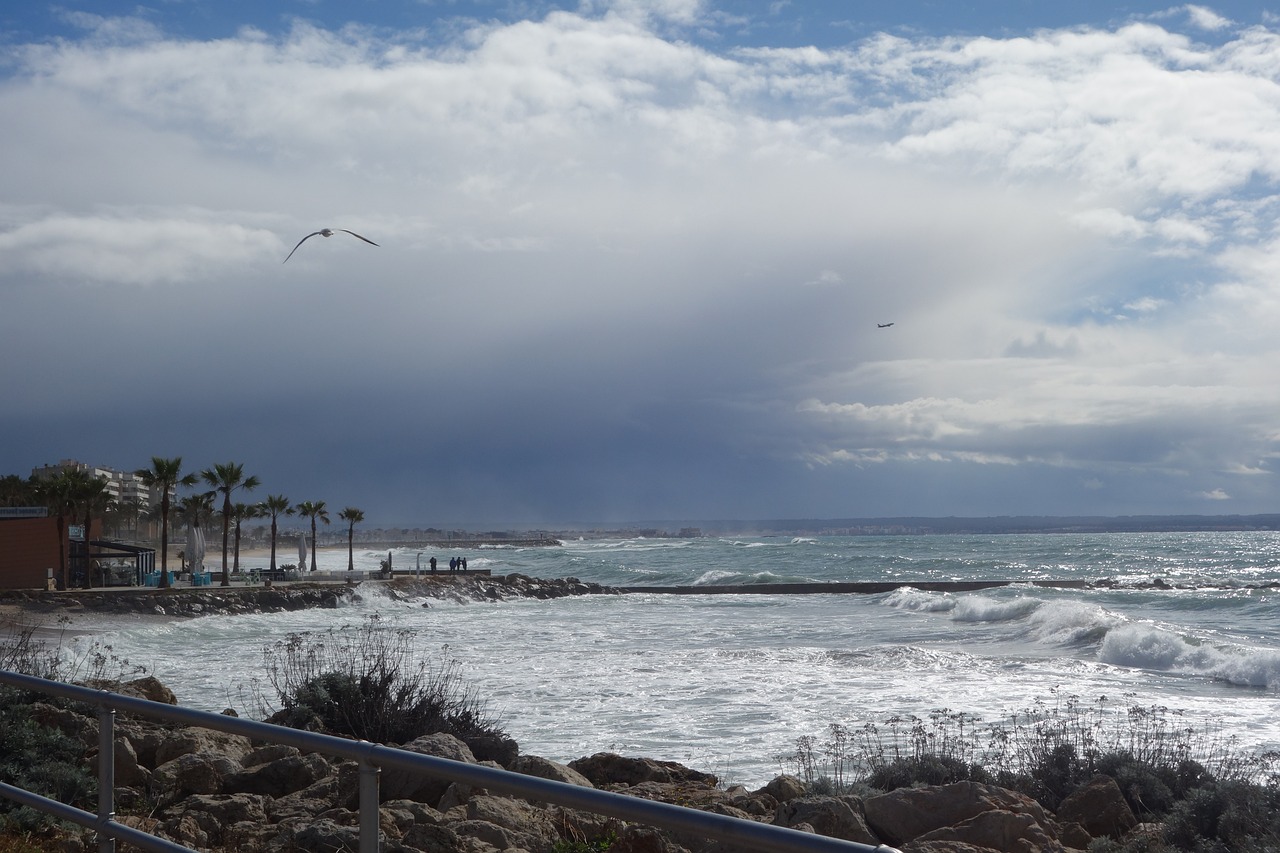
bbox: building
[30,458,165,509]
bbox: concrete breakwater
[618,579,1093,595]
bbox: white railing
[0,669,900,853]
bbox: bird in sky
[283,228,379,263]
[877,322,895,328]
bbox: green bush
[0,620,97,835]
[262,616,516,762]
[783,694,1280,851]
[552,831,617,853]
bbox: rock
[398,821,464,853]
[465,795,561,850]
[290,817,360,853]
[241,743,301,769]
[83,675,178,705]
[910,808,1063,853]
[463,729,520,766]
[451,818,515,850]
[569,753,717,787]
[99,735,150,788]
[381,732,477,805]
[1059,819,1093,849]
[1055,774,1137,841]
[152,752,241,803]
[511,754,595,789]
[761,774,806,804]
[864,782,1057,848]
[223,751,332,796]
[610,824,694,853]
[28,702,97,746]
[162,793,271,848]
[154,726,253,766]
[774,795,880,846]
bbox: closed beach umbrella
[189,526,205,573]
[298,534,308,570]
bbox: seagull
[283,228,380,263]
[877,322,895,328]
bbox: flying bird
[877,322,895,328]
[283,228,379,263]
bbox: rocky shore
[1,577,1162,851]
[5,671,1151,853]
[0,574,619,620]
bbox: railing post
[358,747,380,853]
[97,698,116,853]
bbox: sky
[3,1,1280,527]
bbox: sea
[53,531,1280,788]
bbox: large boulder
[223,751,332,796]
[154,727,253,766]
[157,793,270,849]
[864,782,1057,848]
[151,752,241,803]
[760,774,806,803]
[909,808,1064,853]
[465,794,562,850]
[774,795,880,846]
[569,753,717,788]
[1055,775,1138,841]
[381,732,477,805]
[84,675,177,705]
[512,754,595,789]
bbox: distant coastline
[335,514,1280,544]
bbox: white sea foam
[1099,624,1280,688]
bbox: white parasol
[186,524,205,573]
[298,534,309,570]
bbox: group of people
[427,555,468,573]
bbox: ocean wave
[950,595,1042,623]
[1099,624,1280,687]
[1025,600,1122,645]
[883,588,956,613]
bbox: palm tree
[0,474,35,507]
[175,491,215,574]
[114,496,144,541]
[259,494,293,571]
[74,474,114,588]
[338,507,365,571]
[293,500,330,572]
[201,462,261,587]
[35,470,79,590]
[135,457,198,589]
[230,502,261,573]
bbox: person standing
[430,556,437,574]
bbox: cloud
[1180,5,1233,32]
[2,5,1280,522]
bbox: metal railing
[0,669,901,853]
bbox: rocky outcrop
[0,574,618,618]
[385,574,618,606]
[25,677,1166,853]
[0,584,359,617]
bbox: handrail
[0,669,901,853]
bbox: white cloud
[1182,5,1233,32]
[4,6,1280,519]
